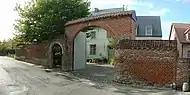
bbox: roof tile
[65,10,135,26]
[172,23,190,43]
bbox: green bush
[109,56,116,65]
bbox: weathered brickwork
[15,35,70,71]
[115,40,178,85]
[176,58,190,86]
[65,16,136,70]
[15,42,49,65]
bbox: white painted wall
[170,26,176,40]
[182,44,190,58]
[74,32,86,70]
[86,28,108,59]
[135,37,162,40]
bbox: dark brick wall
[65,16,136,70]
[15,35,69,70]
[16,43,48,59]
[15,42,49,66]
[115,40,178,85]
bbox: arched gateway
[64,10,137,71]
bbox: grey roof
[90,8,137,22]
[90,8,124,16]
[136,16,162,37]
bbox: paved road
[0,56,188,95]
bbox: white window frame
[145,25,153,36]
[90,44,96,55]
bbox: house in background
[136,16,162,40]
[85,27,109,60]
[85,8,163,60]
[85,7,129,60]
[169,23,190,58]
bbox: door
[52,44,62,68]
[74,32,86,70]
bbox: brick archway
[65,10,137,71]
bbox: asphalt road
[0,56,188,95]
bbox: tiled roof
[172,23,190,43]
[65,10,135,26]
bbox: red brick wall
[65,16,136,70]
[115,40,178,85]
[16,43,48,59]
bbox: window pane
[145,25,152,35]
[90,44,96,55]
[91,31,96,39]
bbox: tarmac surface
[0,56,189,95]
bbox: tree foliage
[14,0,90,43]
[0,39,16,50]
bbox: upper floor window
[145,25,153,36]
[90,44,96,55]
[91,31,96,39]
[187,50,190,58]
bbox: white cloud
[165,0,190,3]
[136,8,170,16]
[149,8,171,16]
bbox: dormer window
[145,25,153,36]
[186,33,190,40]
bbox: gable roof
[169,23,190,43]
[136,16,162,37]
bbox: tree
[0,40,9,50]
[14,0,90,43]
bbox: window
[90,44,96,55]
[136,25,138,36]
[187,50,190,58]
[145,25,153,36]
[91,31,96,39]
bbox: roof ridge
[65,10,135,26]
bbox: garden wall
[115,40,178,85]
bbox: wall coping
[116,39,177,50]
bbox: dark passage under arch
[52,44,62,68]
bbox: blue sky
[0,0,189,40]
